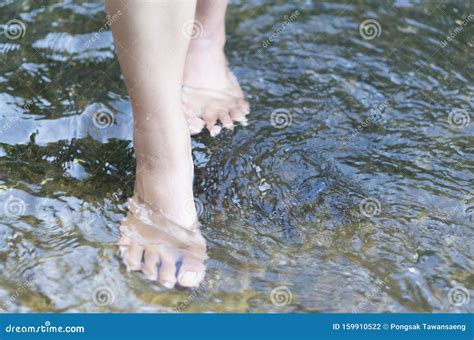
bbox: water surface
[0,0,473,313]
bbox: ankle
[188,32,225,52]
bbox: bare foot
[182,38,250,136]
[106,0,208,289]
[119,197,207,288]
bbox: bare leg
[182,0,250,136]
[107,0,207,288]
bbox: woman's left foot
[182,39,250,136]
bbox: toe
[218,110,234,130]
[183,107,205,136]
[125,243,144,271]
[158,252,177,289]
[202,106,221,137]
[142,247,160,281]
[177,258,206,288]
[230,107,248,125]
[238,99,250,116]
[118,235,131,259]
[187,116,206,135]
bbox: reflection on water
[0,0,473,312]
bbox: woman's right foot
[119,197,207,289]
[119,110,208,289]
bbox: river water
[0,0,472,312]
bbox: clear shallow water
[0,0,473,313]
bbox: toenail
[240,119,248,126]
[210,126,222,137]
[162,281,175,289]
[181,271,197,283]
